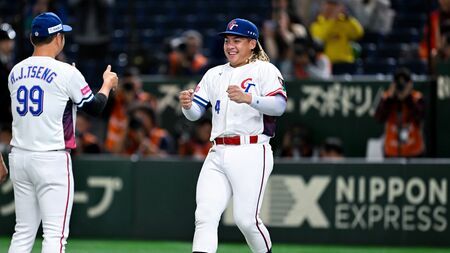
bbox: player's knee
[195,206,221,227]
[234,215,257,234]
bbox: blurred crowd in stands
[0,0,448,159]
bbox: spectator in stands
[291,38,332,79]
[121,116,150,157]
[319,137,344,160]
[0,23,15,129]
[104,81,135,154]
[167,30,208,76]
[119,66,157,109]
[347,0,395,35]
[279,124,314,158]
[74,112,102,155]
[310,0,364,64]
[69,0,114,88]
[124,105,175,157]
[374,68,425,157]
[438,34,450,62]
[419,0,450,63]
[261,8,307,74]
[270,0,309,31]
[178,119,213,160]
[291,0,324,26]
[104,67,156,154]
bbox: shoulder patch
[81,85,91,95]
[278,77,284,85]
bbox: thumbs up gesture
[103,65,118,90]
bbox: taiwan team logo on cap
[219,18,259,40]
[31,12,72,37]
[228,20,239,30]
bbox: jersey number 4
[215,100,220,114]
[16,85,44,116]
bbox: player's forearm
[182,102,205,121]
[79,93,108,116]
[250,94,286,116]
[97,85,113,99]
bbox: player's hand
[103,65,119,90]
[0,154,8,184]
[179,89,194,109]
[227,85,251,104]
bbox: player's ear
[56,33,64,46]
[51,34,58,45]
[249,39,257,50]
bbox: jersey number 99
[16,85,44,116]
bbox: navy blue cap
[219,18,259,40]
[31,12,72,37]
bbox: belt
[214,135,259,145]
[53,149,71,153]
[12,146,71,153]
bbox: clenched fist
[227,85,252,104]
[179,89,194,109]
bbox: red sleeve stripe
[267,91,287,100]
[266,89,287,99]
[265,87,284,96]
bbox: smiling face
[223,35,256,67]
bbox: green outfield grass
[1,237,450,253]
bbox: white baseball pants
[8,148,73,253]
[193,143,273,253]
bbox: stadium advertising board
[222,162,448,245]
[0,158,449,246]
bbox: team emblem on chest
[240,78,256,93]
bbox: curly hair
[248,41,270,63]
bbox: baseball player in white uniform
[179,18,287,253]
[7,12,118,253]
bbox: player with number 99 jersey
[7,12,118,253]
[9,57,92,152]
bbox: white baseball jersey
[8,56,93,151]
[192,60,286,140]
